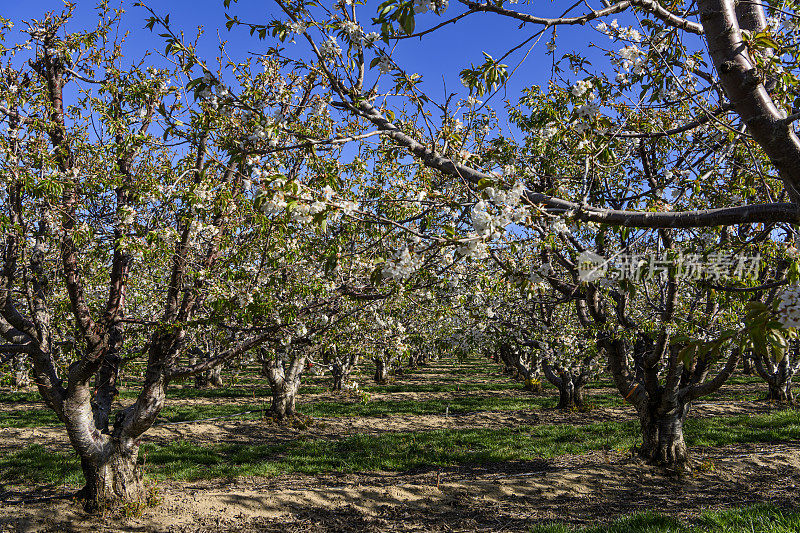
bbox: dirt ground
[2,442,799,532]
[1,366,798,532]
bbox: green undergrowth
[4,410,800,486]
[530,505,800,532]
[1,392,627,428]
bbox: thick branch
[344,88,800,227]
[459,0,703,34]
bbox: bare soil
[1,366,797,532]
[2,442,799,532]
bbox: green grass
[0,420,638,484]
[1,391,627,428]
[529,505,800,532]
[0,444,83,486]
[0,408,61,427]
[5,409,800,486]
[685,408,800,447]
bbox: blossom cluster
[382,246,425,280]
[596,20,642,42]
[319,37,342,57]
[777,285,800,329]
[413,0,448,14]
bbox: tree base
[765,385,795,405]
[75,480,160,516]
[263,411,314,428]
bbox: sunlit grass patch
[529,504,800,532]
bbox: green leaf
[679,344,697,370]
[400,11,415,35]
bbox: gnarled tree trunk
[264,351,305,420]
[76,436,143,512]
[542,360,587,410]
[636,400,689,467]
[754,351,797,405]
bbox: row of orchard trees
[3,0,800,514]
[0,4,458,510]
[232,0,800,470]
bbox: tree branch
[459,0,703,34]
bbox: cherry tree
[0,4,386,509]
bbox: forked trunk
[542,361,586,410]
[556,378,585,409]
[77,437,143,512]
[270,379,299,419]
[767,379,794,404]
[265,354,305,420]
[754,353,797,405]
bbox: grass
[0,420,640,484]
[4,409,800,486]
[0,391,628,429]
[0,444,83,486]
[0,407,62,427]
[529,505,800,532]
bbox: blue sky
[3,1,612,111]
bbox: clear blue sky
[3,0,616,113]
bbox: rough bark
[264,352,305,420]
[542,360,587,410]
[602,333,739,469]
[753,351,797,405]
[636,401,689,467]
[76,436,143,512]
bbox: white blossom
[319,36,342,57]
[777,285,800,328]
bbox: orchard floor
[1,358,799,532]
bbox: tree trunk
[555,375,585,409]
[373,357,388,384]
[636,403,689,467]
[260,354,270,377]
[542,360,585,410]
[742,352,755,375]
[269,378,299,419]
[76,437,143,512]
[754,353,797,405]
[189,347,223,388]
[265,354,304,420]
[207,365,223,387]
[331,363,344,391]
[766,378,794,404]
[11,353,30,388]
